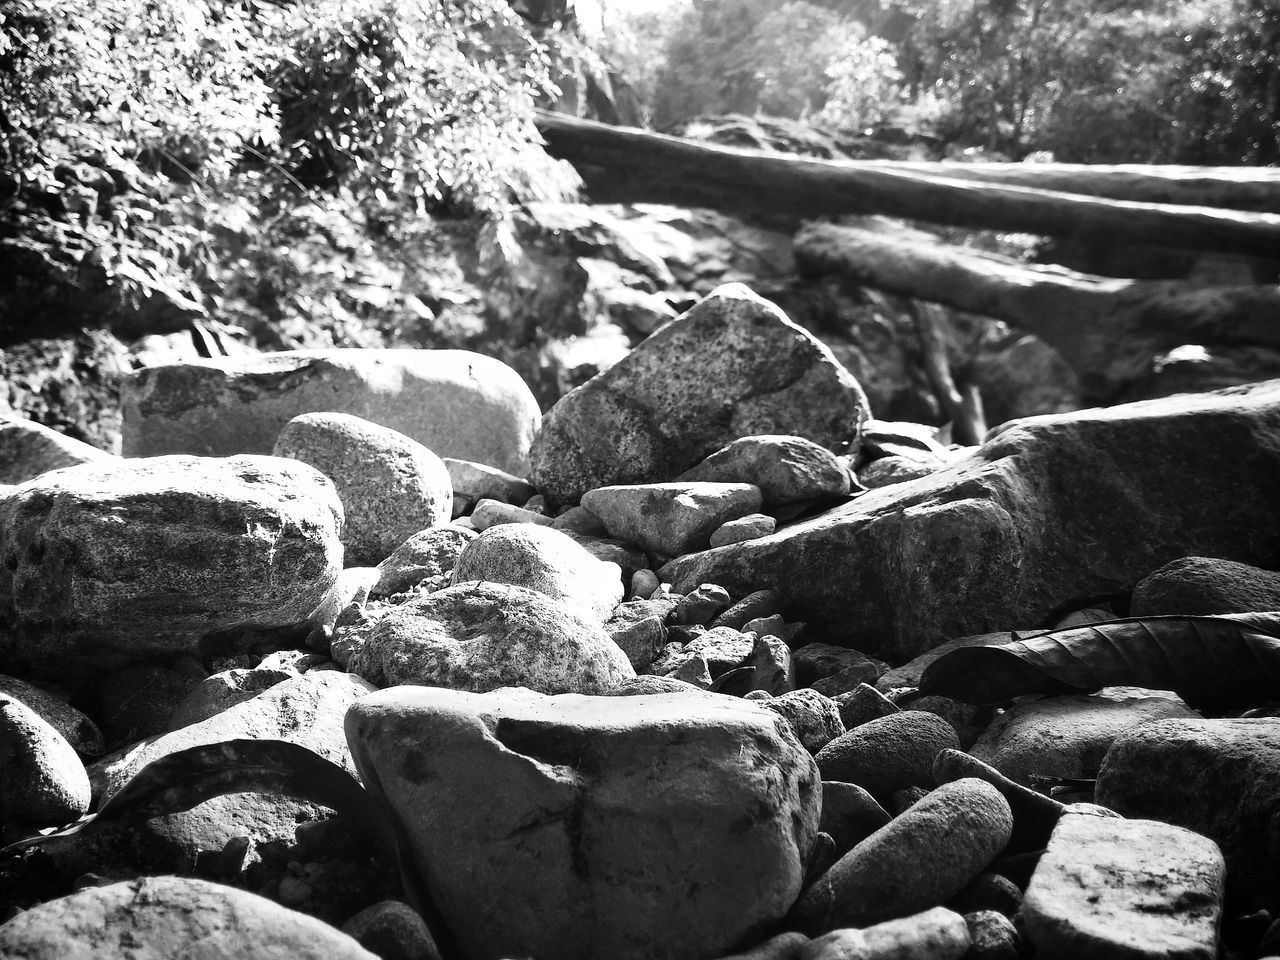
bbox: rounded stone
[814,710,960,803]
[341,900,442,960]
[819,780,892,855]
[373,526,476,597]
[761,689,845,754]
[679,434,851,506]
[0,674,104,757]
[1131,555,1280,616]
[275,412,452,566]
[0,693,91,827]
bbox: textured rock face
[0,875,379,960]
[0,414,116,484]
[374,526,476,597]
[1131,555,1280,616]
[345,686,820,960]
[664,380,1280,660]
[0,455,343,677]
[582,482,764,559]
[0,693,91,827]
[121,349,541,474]
[348,581,634,695]
[529,284,870,506]
[677,435,851,506]
[274,412,453,566]
[1023,813,1225,960]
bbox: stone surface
[342,900,443,960]
[1022,813,1225,960]
[100,664,202,747]
[348,581,634,695]
[792,778,1013,934]
[761,689,844,754]
[964,911,1021,960]
[0,692,90,827]
[800,907,970,960]
[444,457,535,514]
[450,523,623,622]
[469,499,554,530]
[0,875,379,959]
[663,381,1280,660]
[815,711,960,804]
[582,482,763,559]
[529,284,870,506]
[1096,717,1280,905]
[0,455,343,678]
[605,598,677,672]
[712,589,785,630]
[711,514,778,548]
[166,665,294,730]
[794,643,886,689]
[0,674,104,756]
[832,684,898,729]
[1131,555,1280,616]
[969,692,1198,787]
[0,413,115,484]
[933,748,1066,855]
[858,454,940,488]
[373,526,476,597]
[678,435,851,506]
[819,780,892,856]
[274,412,452,566]
[672,583,733,626]
[345,685,820,960]
[122,349,541,474]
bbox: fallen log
[536,112,1280,258]
[793,221,1280,402]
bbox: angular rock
[964,910,1021,960]
[792,778,1013,933]
[0,875,378,959]
[582,481,763,559]
[815,711,960,804]
[373,526,476,597]
[678,435,851,506]
[450,523,623,622]
[819,781,892,856]
[348,581,634,695]
[529,284,870,506]
[710,513,778,548]
[274,412,452,566]
[550,504,610,536]
[859,455,940,488]
[122,349,540,474]
[0,414,115,484]
[712,589,785,630]
[443,457,535,516]
[605,598,677,672]
[672,583,733,626]
[0,693,90,827]
[0,674,104,756]
[832,684,899,730]
[800,907,970,960]
[347,686,820,960]
[0,455,343,678]
[665,381,1280,660]
[761,689,844,754]
[740,633,795,697]
[1096,717,1280,905]
[1131,555,1280,616]
[969,691,1198,787]
[469,499,554,530]
[933,748,1066,855]
[1022,813,1225,960]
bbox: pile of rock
[3,283,1280,960]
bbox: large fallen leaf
[917,612,1280,710]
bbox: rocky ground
[2,283,1280,960]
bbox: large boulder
[664,381,1280,660]
[528,284,869,506]
[0,414,115,484]
[121,349,541,475]
[345,685,820,960]
[0,455,343,678]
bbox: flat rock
[450,523,623,622]
[374,526,476,597]
[0,414,115,484]
[0,693,90,827]
[345,685,820,960]
[815,711,960,804]
[0,875,378,959]
[664,381,1280,660]
[582,481,763,559]
[1131,555,1280,616]
[529,284,869,506]
[1096,717,1280,906]
[121,349,540,474]
[0,455,343,678]
[678,435,851,506]
[1022,813,1225,960]
[274,412,452,566]
[347,581,634,695]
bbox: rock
[0,414,115,484]
[909,695,989,750]
[678,435,851,506]
[819,781,892,856]
[810,662,887,698]
[1096,717,1280,906]
[345,685,820,960]
[631,568,661,599]
[122,349,541,475]
[814,711,960,804]
[443,457,535,516]
[950,874,1023,918]
[89,671,373,803]
[99,664,203,747]
[605,598,677,672]
[761,689,844,754]
[1022,813,1225,960]
[794,643,886,689]
[469,499,555,530]
[969,691,1198,787]
[858,454,940,488]
[341,900,443,960]
[792,778,1013,934]
[582,482,763,559]
[711,514,778,547]
[0,455,343,678]
[166,665,294,730]
[305,566,381,651]
[832,684,899,729]
[964,910,1021,960]
[663,381,1280,661]
[274,412,452,566]
[348,581,634,695]
[1131,555,1280,616]
[606,675,707,696]
[563,532,649,583]
[672,583,733,626]
[860,420,950,462]
[933,748,1066,855]
[799,907,970,960]
[372,526,475,598]
[0,875,378,959]
[450,523,623,622]
[717,932,810,960]
[0,693,91,828]
[529,284,870,506]
[712,589,785,630]
[0,674,104,756]
[740,633,795,697]
[874,634,1013,692]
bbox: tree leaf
[917,612,1280,710]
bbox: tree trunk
[793,221,1280,402]
[536,112,1280,257]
